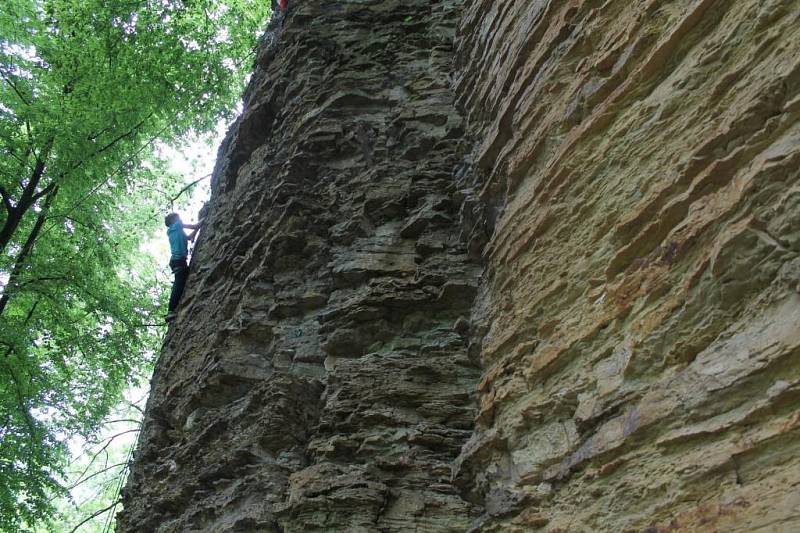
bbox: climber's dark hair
[164,212,180,227]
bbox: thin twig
[70,428,140,488]
[65,461,128,492]
[168,173,210,208]
[68,499,122,533]
[126,402,145,415]
[0,71,32,105]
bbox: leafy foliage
[0,0,269,528]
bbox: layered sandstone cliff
[120,1,480,530]
[121,1,800,531]
[453,1,800,530]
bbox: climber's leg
[168,259,189,314]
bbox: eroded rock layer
[120,1,480,531]
[454,0,800,531]
[122,0,800,532]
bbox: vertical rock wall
[454,0,800,531]
[120,1,481,531]
[122,0,800,532]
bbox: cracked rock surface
[454,0,800,531]
[121,0,800,532]
[120,1,480,531]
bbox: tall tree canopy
[0,0,269,528]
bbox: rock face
[120,1,480,531]
[453,1,800,531]
[121,1,800,532]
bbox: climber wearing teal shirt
[165,212,199,321]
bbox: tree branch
[30,182,57,203]
[44,122,170,227]
[0,357,38,441]
[68,499,122,533]
[0,71,32,106]
[103,418,142,425]
[0,189,57,316]
[68,116,151,174]
[0,140,53,254]
[126,402,145,415]
[0,185,12,213]
[168,173,211,208]
[66,461,129,492]
[71,428,140,485]
[87,427,141,447]
[3,148,33,173]
[0,276,72,299]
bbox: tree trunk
[0,142,53,256]
[0,188,57,317]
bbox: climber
[164,212,199,321]
[280,0,287,10]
